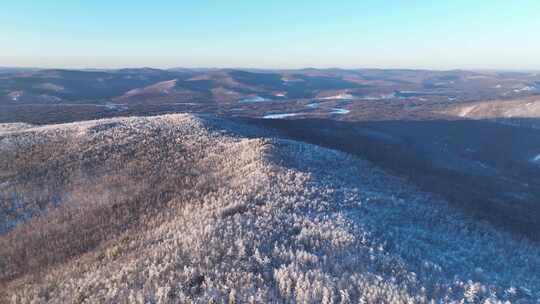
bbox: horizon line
[1,65,539,73]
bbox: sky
[1,0,539,70]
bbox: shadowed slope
[246,117,540,240]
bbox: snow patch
[36,83,64,92]
[0,123,34,135]
[513,86,536,93]
[330,108,350,115]
[8,91,23,101]
[104,103,129,110]
[466,75,489,80]
[281,76,304,82]
[359,93,396,100]
[458,105,476,117]
[262,113,300,119]
[168,102,197,106]
[317,93,354,100]
[239,96,270,103]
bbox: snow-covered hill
[0,114,538,303]
[443,96,540,120]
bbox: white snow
[168,102,197,106]
[8,91,22,101]
[513,86,536,93]
[263,107,349,118]
[3,114,540,302]
[458,105,477,117]
[104,103,119,110]
[531,154,540,163]
[359,93,395,100]
[239,96,270,103]
[262,113,300,119]
[281,76,304,82]
[317,93,354,100]
[466,75,489,80]
[398,90,419,94]
[330,108,350,114]
[36,83,64,92]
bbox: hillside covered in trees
[0,114,538,303]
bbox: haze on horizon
[1,0,539,70]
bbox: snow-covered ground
[118,79,178,98]
[167,102,197,106]
[317,93,354,100]
[7,91,23,101]
[0,122,34,134]
[513,86,536,93]
[330,108,350,114]
[262,113,300,119]
[238,96,271,103]
[104,103,128,110]
[1,114,539,303]
[34,83,65,92]
[444,97,540,120]
[263,107,349,118]
[359,92,396,100]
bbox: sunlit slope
[443,96,540,120]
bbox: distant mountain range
[0,67,538,126]
[1,68,538,106]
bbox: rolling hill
[1,114,538,303]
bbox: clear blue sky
[1,0,539,70]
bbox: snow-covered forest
[0,114,538,303]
